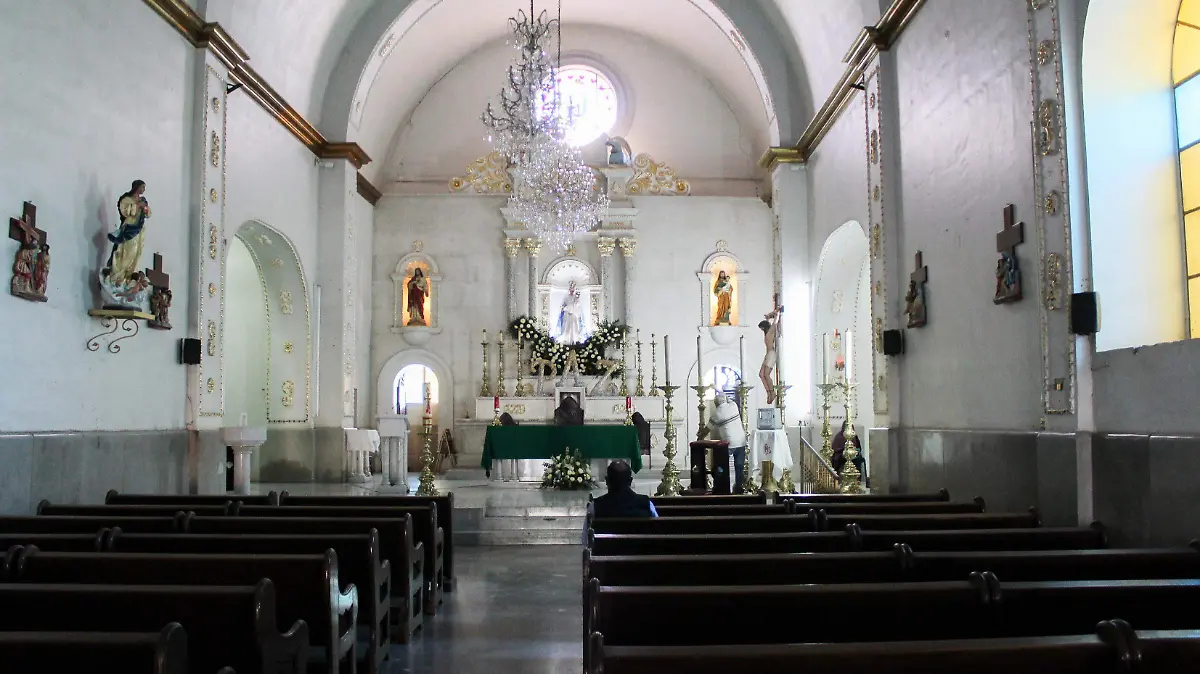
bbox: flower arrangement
[508,315,629,375]
[541,448,597,490]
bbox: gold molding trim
[141,0,377,194]
[357,173,382,205]
[759,0,927,170]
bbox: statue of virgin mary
[557,280,585,344]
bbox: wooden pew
[787,498,986,515]
[235,504,443,613]
[0,515,181,534]
[7,545,357,674]
[588,530,851,556]
[0,578,306,674]
[279,493,457,591]
[108,529,398,670]
[777,488,950,503]
[590,513,822,535]
[1138,627,1200,672]
[184,515,428,625]
[818,509,1041,531]
[908,545,1200,582]
[650,494,767,506]
[653,504,793,518]
[0,532,106,552]
[588,621,1151,674]
[0,622,198,674]
[107,488,278,506]
[992,577,1200,637]
[38,500,236,517]
[855,524,1107,551]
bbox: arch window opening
[702,365,743,403]
[393,364,438,414]
[538,64,618,147]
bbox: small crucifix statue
[9,201,49,303]
[904,251,928,328]
[993,204,1024,304]
[145,253,173,329]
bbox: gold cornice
[141,0,376,198]
[770,0,926,168]
[357,173,383,206]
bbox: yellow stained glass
[1189,277,1200,336]
[1176,26,1200,84]
[1181,145,1200,212]
[1181,0,1200,28]
[1187,212,1200,273]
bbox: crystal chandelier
[481,2,608,252]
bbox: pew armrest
[411,541,424,581]
[272,619,310,674]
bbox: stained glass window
[553,65,618,147]
[1176,1,1200,335]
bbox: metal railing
[796,434,841,495]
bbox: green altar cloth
[481,425,643,473]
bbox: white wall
[224,239,268,426]
[353,191,376,426]
[370,195,776,422]
[385,26,763,194]
[0,0,192,432]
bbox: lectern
[688,440,731,495]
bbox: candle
[696,334,703,385]
[822,333,831,384]
[738,335,745,380]
[845,330,854,383]
[395,383,401,414]
[626,396,632,410]
[664,335,671,386]
[494,395,500,410]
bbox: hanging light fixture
[481,0,608,252]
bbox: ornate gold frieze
[628,154,691,196]
[449,151,512,194]
[281,380,295,407]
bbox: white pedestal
[377,415,411,491]
[344,428,380,483]
[221,426,267,496]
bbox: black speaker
[1070,292,1100,335]
[180,338,202,364]
[882,329,904,356]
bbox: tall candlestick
[846,330,854,384]
[696,334,703,385]
[822,332,831,384]
[738,335,745,380]
[663,335,671,386]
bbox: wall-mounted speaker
[882,329,904,356]
[180,338,202,365]
[1070,292,1100,335]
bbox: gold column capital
[523,238,542,257]
[618,237,637,258]
[597,236,616,256]
[504,237,521,258]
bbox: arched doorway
[393,363,440,469]
[813,222,873,466]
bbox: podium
[688,440,731,495]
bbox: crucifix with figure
[993,204,1024,304]
[9,201,49,302]
[145,253,173,329]
[905,251,928,328]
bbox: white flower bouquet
[540,447,597,490]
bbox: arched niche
[228,220,312,424]
[1083,0,1188,350]
[813,222,873,427]
[376,348,453,434]
[538,257,602,339]
[390,245,443,346]
[696,245,750,335]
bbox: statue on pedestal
[712,271,733,326]
[557,280,585,344]
[99,180,152,312]
[406,267,429,326]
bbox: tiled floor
[383,545,583,674]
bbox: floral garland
[508,315,629,375]
[541,448,598,490]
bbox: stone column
[504,237,520,321]
[619,238,637,326]
[597,237,616,321]
[524,238,541,319]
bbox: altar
[481,425,642,473]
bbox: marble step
[454,528,582,546]
[484,505,589,518]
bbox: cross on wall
[145,253,169,290]
[8,201,44,248]
[996,204,1024,256]
[910,251,927,287]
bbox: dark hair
[758,320,771,332]
[131,180,145,191]
[606,460,633,490]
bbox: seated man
[582,460,658,544]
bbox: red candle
[494,396,500,409]
[626,396,632,410]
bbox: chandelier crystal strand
[481,3,608,253]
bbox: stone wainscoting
[878,428,1200,547]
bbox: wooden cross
[996,204,1024,256]
[145,253,169,290]
[8,201,44,247]
[910,251,928,287]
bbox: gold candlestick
[417,385,439,496]
[515,333,526,397]
[496,333,508,397]
[619,335,629,397]
[840,383,865,494]
[649,334,660,395]
[692,383,711,442]
[816,382,841,464]
[735,383,759,494]
[654,384,683,496]
[634,330,645,397]
[479,330,491,397]
[774,381,792,426]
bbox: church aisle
[386,545,582,674]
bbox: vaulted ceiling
[200,0,879,181]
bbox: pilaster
[597,236,616,322]
[769,163,811,421]
[619,238,637,326]
[316,161,360,428]
[524,238,541,318]
[504,237,520,321]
